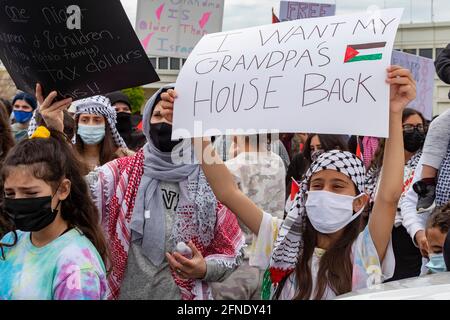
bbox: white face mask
[305,190,365,234]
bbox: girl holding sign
[159,65,416,299]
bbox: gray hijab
[130,85,217,266]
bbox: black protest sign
[0,0,160,100]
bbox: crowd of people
[0,43,449,300]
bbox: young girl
[0,101,14,238]
[161,65,416,299]
[0,126,108,300]
[424,202,450,273]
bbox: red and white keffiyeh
[93,150,244,300]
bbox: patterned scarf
[131,92,217,266]
[262,150,366,299]
[92,86,245,300]
[436,144,450,207]
[362,137,379,169]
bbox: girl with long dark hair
[160,66,415,299]
[0,126,108,299]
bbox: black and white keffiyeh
[263,150,366,297]
[73,95,127,149]
[28,96,128,150]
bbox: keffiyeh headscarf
[73,95,127,149]
[262,150,366,299]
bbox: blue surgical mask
[426,253,447,273]
[13,110,33,124]
[77,124,106,145]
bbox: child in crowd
[424,202,450,273]
[0,126,108,299]
[158,66,415,299]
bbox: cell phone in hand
[175,242,193,259]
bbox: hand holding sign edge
[386,65,416,115]
[159,89,177,123]
[36,83,72,133]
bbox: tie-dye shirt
[0,228,107,300]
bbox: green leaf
[121,87,146,114]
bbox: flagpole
[410,0,412,23]
[431,0,434,22]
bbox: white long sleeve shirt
[399,156,430,246]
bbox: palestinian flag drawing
[344,42,387,63]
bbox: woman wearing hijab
[37,85,245,300]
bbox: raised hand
[415,230,430,258]
[386,65,416,115]
[35,83,72,133]
[159,89,177,123]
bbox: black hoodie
[435,43,450,99]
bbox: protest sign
[279,1,336,21]
[0,0,159,100]
[136,0,225,59]
[172,9,403,139]
[392,50,434,120]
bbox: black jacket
[435,44,450,90]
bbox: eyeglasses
[403,124,425,134]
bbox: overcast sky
[121,0,450,31]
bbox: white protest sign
[173,9,404,139]
[392,50,434,120]
[280,1,336,21]
[135,0,225,58]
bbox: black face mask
[403,129,425,153]
[150,122,181,152]
[116,112,132,137]
[4,196,60,232]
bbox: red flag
[356,138,362,159]
[290,178,300,201]
[272,7,280,23]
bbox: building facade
[394,21,450,115]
